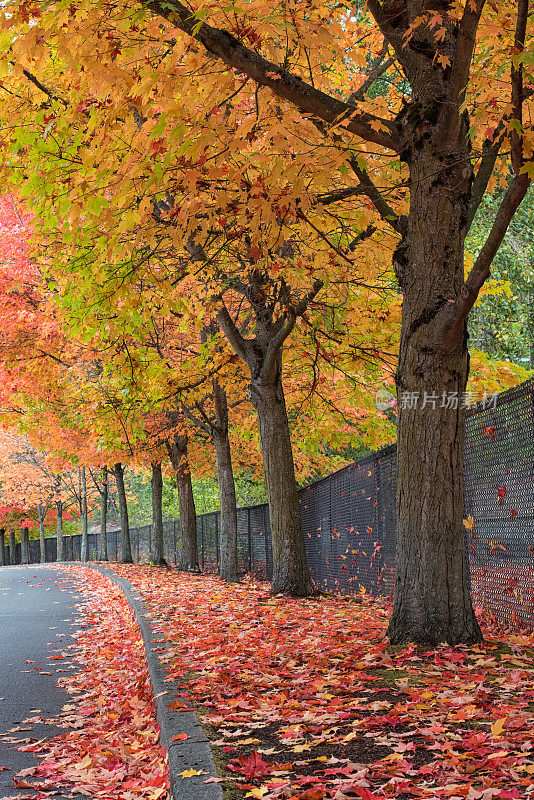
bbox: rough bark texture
[56,500,64,562]
[20,526,30,564]
[99,467,109,561]
[212,380,239,583]
[114,463,133,563]
[250,368,313,597]
[38,504,46,563]
[0,528,5,566]
[151,461,166,565]
[386,106,483,646]
[9,529,16,565]
[80,466,88,562]
[167,435,200,572]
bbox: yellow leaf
[246,788,268,798]
[179,768,204,778]
[491,718,506,737]
[292,743,311,752]
[463,515,474,530]
[487,750,509,759]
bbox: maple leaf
[179,768,204,778]
[228,751,276,780]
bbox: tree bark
[20,526,30,564]
[385,133,482,645]
[0,528,5,566]
[9,529,16,565]
[80,466,88,561]
[250,369,313,597]
[212,380,239,583]
[151,461,166,565]
[114,463,133,563]
[99,466,109,561]
[38,504,46,562]
[167,435,199,572]
[56,500,64,562]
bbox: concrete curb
[87,564,223,800]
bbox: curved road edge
[87,564,223,800]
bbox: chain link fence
[3,378,533,628]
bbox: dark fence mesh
[464,379,534,628]
[2,378,533,630]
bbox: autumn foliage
[106,566,534,800]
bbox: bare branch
[143,0,399,151]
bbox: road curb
[87,564,223,800]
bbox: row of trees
[0,0,532,643]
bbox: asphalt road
[0,565,83,799]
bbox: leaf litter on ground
[106,565,534,800]
[9,567,169,800]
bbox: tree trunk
[0,528,5,566]
[213,429,239,582]
[80,466,88,561]
[151,461,166,565]
[9,529,16,565]
[114,463,133,563]
[386,139,482,645]
[38,504,46,562]
[250,372,313,597]
[56,500,64,562]
[99,466,109,561]
[20,527,30,564]
[167,435,199,572]
[212,379,239,583]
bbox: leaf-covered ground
[108,565,534,800]
[5,567,169,799]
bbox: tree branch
[143,0,399,151]
[436,173,531,353]
[349,156,406,233]
[434,0,486,149]
[347,42,395,105]
[467,120,507,230]
[263,279,323,381]
[216,302,250,363]
[18,65,68,107]
[511,0,529,174]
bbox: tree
[131,0,534,640]
[166,431,200,572]
[98,466,109,561]
[1,0,533,639]
[150,460,166,565]
[113,463,134,563]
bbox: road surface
[0,565,82,799]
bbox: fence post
[247,507,252,573]
[200,516,205,570]
[173,519,177,566]
[264,505,269,577]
